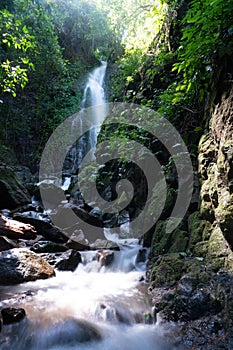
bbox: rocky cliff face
[148,77,233,348]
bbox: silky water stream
[0,62,180,349]
[0,241,178,350]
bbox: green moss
[150,253,184,287]
[169,229,189,253]
[207,227,233,272]
[151,220,188,257]
[188,211,206,249]
[193,241,209,257]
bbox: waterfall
[66,62,108,174]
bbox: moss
[193,241,209,257]
[188,211,206,249]
[151,221,173,257]
[150,253,184,287]
[169,229,189,253]
[207,226,233,272]
[151,220,188,257]
[0,166,31,209]
[215,201,233,247]
[202,221,213,241]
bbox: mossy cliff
[147,83,233,348]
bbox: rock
[13,212,68,243]
[135,248,147,263]
[90,238,119,250]
[1,307,26,324]
[0,166,31,209]
[13,165,36,195]
[96,250,114,266]
[33,318,101,347]
[31,241,68,253]
[0,248,55,284]
[150,253,184,288]
[0,236,16,251]
[40,250,82,271]
[150,220,188,259]
[65,229,90,251]
[55,250,82,271]
[0,214,37,240]
[66,238,89,251]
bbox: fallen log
[0,214,37,240]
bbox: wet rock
[33,318,101,348]
[55,250,82,271]
[41,250,82,271]
[136,248,147,263]
[13,212,68,243]
[31,241,68,253]
[0,248,55,284]
[0,236,16,251]
[0,166,31,209]
[1,307,26,324]
[96,250,114,266]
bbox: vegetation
[0,0,232,168]
[0,0,119,168]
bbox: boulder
[96,250,114,266]
[41,250,82,271]
[0,166,31,209]
[33,318,101,348]
[90,239,119,250]
[31,241,68,253]
[13,212,68,243]
[65,229,90,251]
[0,214,37,240]
[1,307,26,324]
[0,236,16,251]
[13,166,36,195]
[55,250,82,271]
[0,248,55,285]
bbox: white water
[0,244,178,350]
[69,61,108,171]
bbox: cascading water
[67,61,108,174]
[0,243,177,350]
[0,64,180,349]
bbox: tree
[0,9,35,98]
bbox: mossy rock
[169,229,189,253]
[188,211,206,249]
[0,166,31,210]
[202,221,213,241]
[207,227,233,272]
[150,253,184,287]
[151,220,188,257]
[215,202,233,247]
[193,241,209,258]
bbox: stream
[0,242,178,350]
[0,63,180,349]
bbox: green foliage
[172,0,233,101]
[0,9,35,97]
[0,0,116,167]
